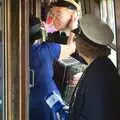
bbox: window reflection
[0,0,2,119]
[100,0,117,66]
[0,38,2,116]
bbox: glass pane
[0,0,2,119]
[100,0,117,66]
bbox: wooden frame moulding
[4,0,29,119]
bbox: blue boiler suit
[29,42,62,120]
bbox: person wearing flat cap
[69,14,120,120]
[29,0,80,120]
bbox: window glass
[0,0,3,118]
[100,0,117,66]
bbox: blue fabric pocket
[45,91,69,120]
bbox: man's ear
[72,11,79,23]
[67,11,79,31]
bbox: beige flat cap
[64,0,81,11]
[80,14,114,46]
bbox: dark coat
[69,57,120,120]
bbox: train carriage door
[4,0,29,120]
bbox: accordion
[54,56,87,104]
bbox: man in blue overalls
[29,0,80,120]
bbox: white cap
[80,14,114,46]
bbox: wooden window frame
[3,0,29,119]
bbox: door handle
[30,69,35,88]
